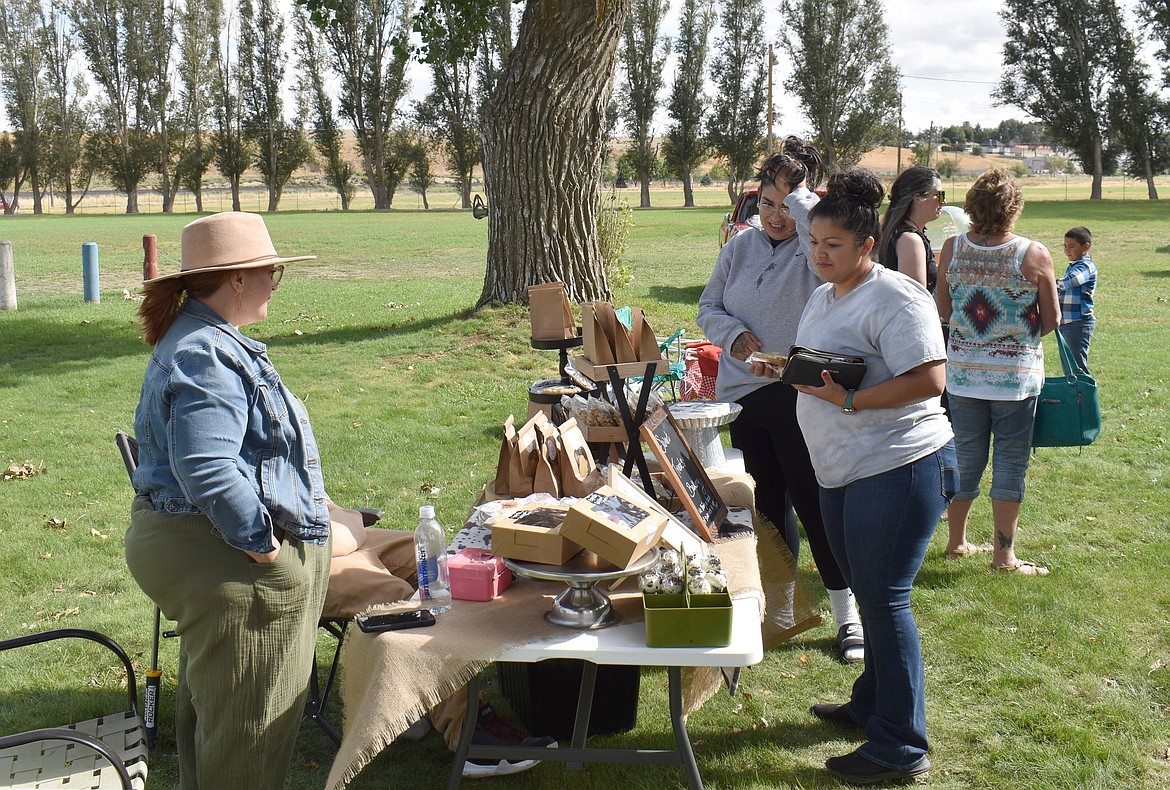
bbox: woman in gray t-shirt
[788,169,956,786]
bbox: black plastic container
[496,659,640,739]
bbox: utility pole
[897,95,903,174]
[766,44,777,156]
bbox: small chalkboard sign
[639,407,727,542]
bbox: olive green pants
[127,495,330,790]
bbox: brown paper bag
[509,412,548,497]
[533,420,562,497]
[527,282,576,340]
[611,314,637,363]
[492,415,517,496]
[629,308,663,362]
[558,418,603,497]
[582,303,617,364]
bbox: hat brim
[144,254,316,284]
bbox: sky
[1,0,1156,139]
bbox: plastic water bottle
[415,505,452,614]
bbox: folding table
[446,596,764,790]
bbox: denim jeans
[819,442,958,769]
[1058,315,1095,375]
[948,394,1036,502]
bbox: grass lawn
[1,196,1169,789]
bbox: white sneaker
[462,703,558,779]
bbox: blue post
[82,242,100,303]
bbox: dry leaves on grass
[45,516,67,530]
[4,460,46,480]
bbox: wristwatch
[842,390,857,414]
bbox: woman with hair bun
[789,168,957,784]
[698,136,865,663]
[877,165,945,291]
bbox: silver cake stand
[503,548,659,630]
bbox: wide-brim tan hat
[146,211,316,283]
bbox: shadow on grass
[1139,269,1170,277]
[647,284,705,306]
[0,307,145,387]
[265,308,477,350]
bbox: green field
[1,197,1169,789]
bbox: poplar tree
[416,6,481,210]
[211,13,252,212]
[176,0,222,212]
[618,0,670,208]
[72,0,155,213]
[239,0,310,211]
[663,0,715,208]
[997,0,1116,199]
[779,0,901,173]
[1105,1,1166,199]
[294,10,355,210]
[319,0,411,209]
[0,0,45,213]
[40,0,92,215]
[708,0,765,203]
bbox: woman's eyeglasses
[759,202,791,218]
[271,265,285,285]
[921,190,946,204]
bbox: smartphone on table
[356,609,437,633]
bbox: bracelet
[841,390,857,414]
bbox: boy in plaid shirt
[1058,226,1097,374]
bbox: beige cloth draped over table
[326,469,818,790]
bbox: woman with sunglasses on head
[698,136,864,663]
[878,166,945,292]
[126,212,332,789]
[791,168,956,785]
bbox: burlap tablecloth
[326,533,762,789]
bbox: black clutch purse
[781,346,867,390]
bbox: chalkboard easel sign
[639,407,727,542]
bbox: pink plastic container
[448,548,513,602]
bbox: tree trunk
[681,164,694,208]
[477,0,628,306]
[422,190,430,210]
[126,189,139,214]
[460,173,471,209]
[1089,133,1103,200]
[725,175,735,204]
[30,169,43,215]
[194,185,204,213]
[639,171,651,208]
[230,178,242,211]
[1142,145,1158,200]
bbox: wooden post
[82,242,100,303]
[0,241,16,311]
[143,234,158,281]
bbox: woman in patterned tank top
[936,169,1059,575]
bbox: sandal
[991,560,1050,576]
[945,542,992,560]
[836,622,865,664]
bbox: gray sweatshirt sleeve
[786,186,820,275]
[697,244,749,351]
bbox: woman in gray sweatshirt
[697,138,863,663]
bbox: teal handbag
[1032,331,1101,447]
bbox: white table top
[496,596,763,668]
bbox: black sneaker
[462,702,558,779]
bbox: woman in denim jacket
[125,212,329,790]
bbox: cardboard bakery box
[560,485,668,569]
[448,548,513,601]
[490,503,583,566]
